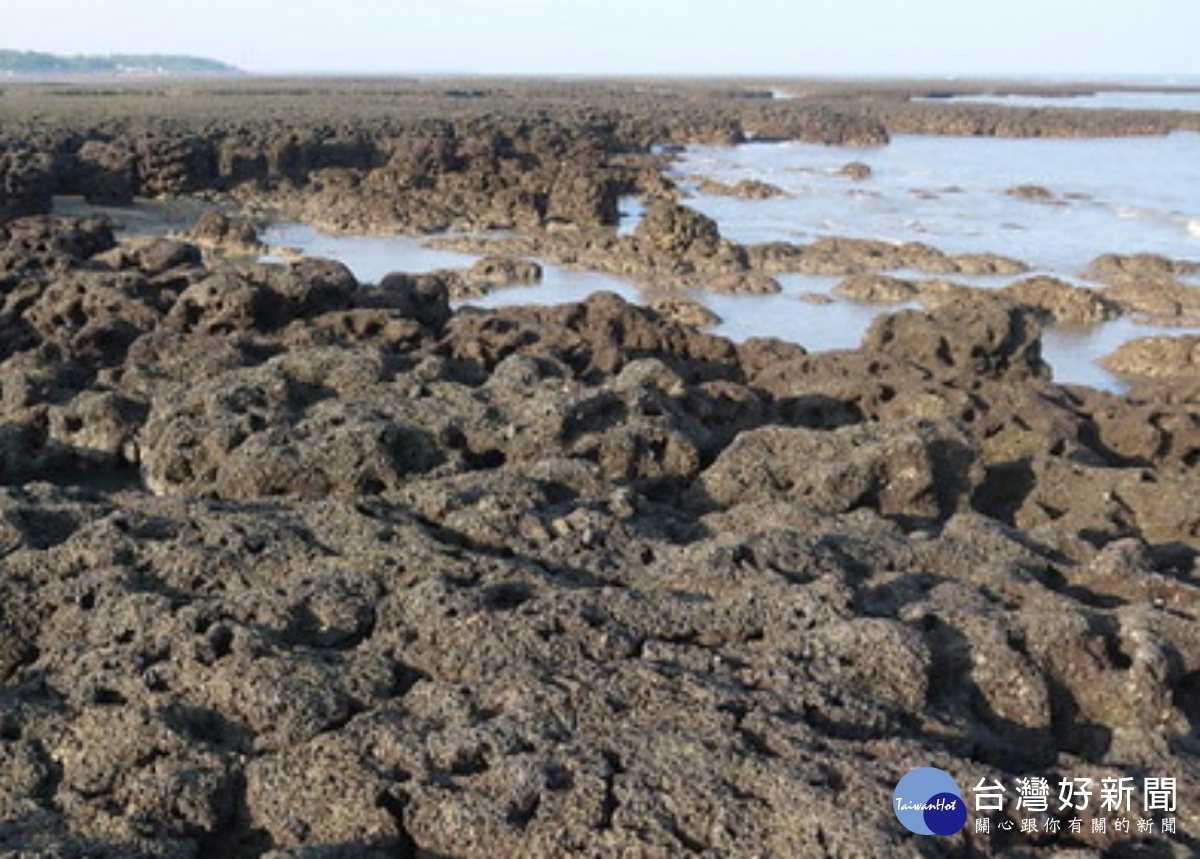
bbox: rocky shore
[4,77,1200,236]
[1,79,1198,857]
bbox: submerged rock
[839,161,873,181]
[695,177,786,199]
[1005,183,1058,202]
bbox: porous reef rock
[1005,184,1059,203]
[747,236,1027,278]
[1088,252,1200,324]
[0,217,1197,859]
[646,294,722,328]
[1001,275,1120,324]
[863,294,1050,382]
[839,161,873,181]
[694,177,786,199]
[0,143,55,220]
[1100,334,1200,378]
[833,273,919,303]
[189,210,263,251]
[432,201,783,294]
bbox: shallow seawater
[52,133,1197,394]
[463,268,643,309]
[260,223,481,278]
[260,222,642,308]
[258,228,1195,394]
[672,132,1200,272]
[1041,318,1189,391]
[260,220,1183,392]
[660,132,1200,392]
[53,196,215,235]
[703,274,887,351]
[82,131,1184,396]
[921,91,1200,113]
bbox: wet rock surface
[839,161,873,181]
[694,177,786,199]
[0,216,1197,859]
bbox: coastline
[1,78,1198,857]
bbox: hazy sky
[3,0,1198,78]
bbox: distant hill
[0,49,241,76]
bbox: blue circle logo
[893,768,967,836]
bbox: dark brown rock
[833,273,919,303]
[1088,253,1200,323]
[374,271,453,330]
[135,135,217,197]
[695,177,786,199]
[116,236,205,278]
[747,236,1026,278]
[1010,454,1200,547]
[17,270,163,366]
[0,145,54,220]
[467,255,544,287]
[0,215,116,268]
[74,139,138,205]
[839,161,873,181]
[1100,335,1200,379]
[646,295,721,328]
[137,352,444,499]
[633,200,723,259]
[863,297,1050,382]
[1005,184,1057,202]
[1001,275,1120,324]
[190,210,261,250]
[1087,252,1200,281]
[696,417,978,526]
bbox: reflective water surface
[258,131,1200,393]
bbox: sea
[917,90,1200,113]
[260,100,1200,393]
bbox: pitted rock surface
[1,77,1199,857]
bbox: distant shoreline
[0,48,240,77]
